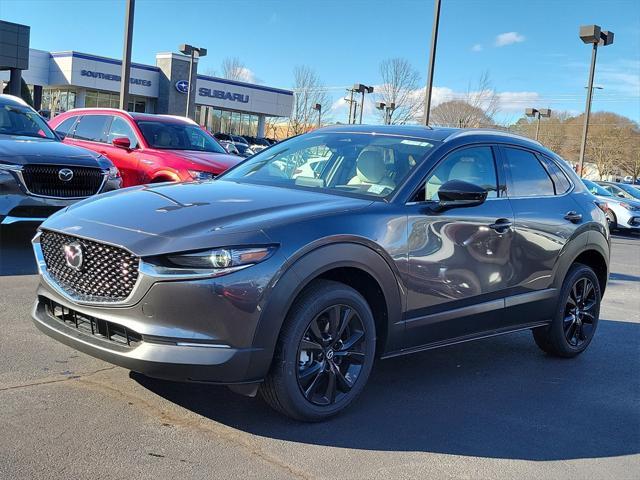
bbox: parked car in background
[241,136,270,153]
[32,125,610,421]
[218,139,240,156]
[234,142,255,158]
[583,179,640,231]
[596,180,640,201]
[49,109,241,186]
[0,95,121,226]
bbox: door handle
[488,218,512,233]
[564,211,583,223]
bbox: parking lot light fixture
[179,44,208,118]
[578,24,614,176]
[525,107,551,141]
[313,103,322,127]
[354,84,374,124]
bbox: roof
[58,108,197,124]
[0,94,30,108]
[317,124,541,146]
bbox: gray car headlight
[167,246,275,269]
[106,166,121,179]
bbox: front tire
[261,280,376,421]
[605,209,617,231]
[533,264,601,357]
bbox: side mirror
[112,137,131,149]
[436,179,488,209]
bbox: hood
[156,149,242,173]
[0,136,102,167]
[42,180,372,256]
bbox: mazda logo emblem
[63,242,84,271]
[175,80,189,94]
[58,168,74,182]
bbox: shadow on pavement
[132,318,640,461]
[0,224,39,276]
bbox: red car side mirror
[112,137,131,149]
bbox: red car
[49,109,242,187]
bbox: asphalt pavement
[1,224,638,479]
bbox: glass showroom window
[43,88,76,113]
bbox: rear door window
[503,147,555,197]
[73,115,112,143]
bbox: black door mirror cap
[436,179,488,210]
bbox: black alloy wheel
[296,304,366,406]
[532,263,601,357]
[563,277,597,348]
[261,280,376,421]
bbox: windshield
[221,132,437,199]
[583,179,612,197]
[0,104,56,140]
[136,121,226,153]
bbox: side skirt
[380,320,550,360]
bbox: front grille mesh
[40,230,139,301]
[22,165,103,198]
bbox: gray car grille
[22,165,104,198]
[40,230,140,301]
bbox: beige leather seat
[348,149,395,190]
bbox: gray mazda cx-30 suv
[31,125,610,421]
[0,95,121,226]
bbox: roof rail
[443,128,542,145]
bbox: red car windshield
[136,120,226,154]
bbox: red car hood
[162,150,242,173]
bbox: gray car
[31,125,610,421]
[0,95,121,226]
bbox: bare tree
[429,72,499,127]
[221,57,259,82]
[377,58,422,124]
[430,100,493,128]
[288,66,331,136]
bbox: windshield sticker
[368,184,387,194]
[400,140,432,147]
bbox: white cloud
[495,32,525,47]
[471,44,483,52]
[232,67,259,84]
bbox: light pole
[376,101,396,125]
[353,83,374,124]
[118,0,135,111]
[313,103,322,127]
[578,25,614,176]
[525,107,551,141]
[423,0,442,126]
[345,87,357,124]
[179,44,208,119]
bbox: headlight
[106,166,120,179]
[619,202,640,211]
[167,246,275,270]
[188,170,216,181]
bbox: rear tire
[260,280,376,422]
[533,263,601,358]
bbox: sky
[2,0,639,124]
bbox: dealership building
[0,22,293,138]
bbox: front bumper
[30,233,282,384]
[0,170,121,225]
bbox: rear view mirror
[112,137,131,149]
[437,179,488,210]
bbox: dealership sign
[198,87,249,103]
[80,69,152,87]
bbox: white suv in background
[583,179,640,232]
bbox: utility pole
[423,0,441,126]
[118,0,135,111]
[345,88,356,124]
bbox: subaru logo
[175,80,189,94]
[63,242,84,271]
[58,168,74,182]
